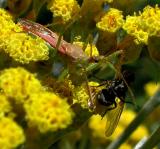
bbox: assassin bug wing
[105,100,124,137]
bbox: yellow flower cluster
[0,8,22,49]
[144,82,160,96]
[3,33,49,64]
[0,8,22,35]
[73,81,101,109]
[140,5,160,36]
[48,0,80,23]
[73,85,89,109]
[0,67,43,104]
[96,8,124,33]
[0,117,25,149]
[123,15,148,44]
[0,94,11,118]
[73,41,99,57]
[0,8,49,64]
[88,109,148,144]
[88,114,106,139]
[24,92,74,133]
[123,5,160,44]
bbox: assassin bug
[18,18,89,60]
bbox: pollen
[0,67,43,104]
[0,117,25,149]
[24,92,74,133]
[96,8,124,33]
[48,0,80,23]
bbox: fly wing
[105,101,124,137]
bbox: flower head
[144,82,160,96]
[0,8,22,49]
[73,84,90,109]
[3,33,49,64]
[0,8,22,35]
[0,117,25,148]
[123,5,160,44]
[0,67,43,104]
[24,92,74,133]
[73,41,99,57]
[0,94,11,118]
[123,15,148,44]
[140,5,160,36]
[96,8,124,33]
[48,0,80,23]
[88,114,106,140]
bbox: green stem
[106,88,160,149]
[138,125,160,149]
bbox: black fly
[94,70,135,136]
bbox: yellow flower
[0,8,22,35]
[73,84,89,109]
[119,109,136,127]
[96,8,124,33]
[24,92,74,133]
[0,117,25,149]
[123,5,160,44]
[48,0,80,23]
[140,5,160,36]
[73,41,99,57]
[88,114,106,140]
[123,15,148,44]
[144,82,160,96]
[0,94,11,118]
[0,8,49,63]
[131,125,149,141]
[3,33,49,64]
[119,143,132,149]
[0,67,43,104]
[0,8,22,49]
